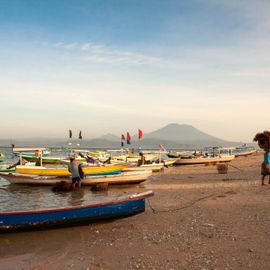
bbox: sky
[0,0,269,142]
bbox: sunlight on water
[0,147,144,212]
[0,176,143,212]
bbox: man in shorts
[68,155,82,189]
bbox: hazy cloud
[49,41,163,66]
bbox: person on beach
[68,155,82,189]
[253,131,270,185]
[138,152,145,166]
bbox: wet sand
[1,153,270,270]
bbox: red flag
[121,134,125,141]
[126,132,131,145]
[138,129,143,140]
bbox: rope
[228,163,244,172]
[147,194,214,214]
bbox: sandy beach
[1,153,270,270]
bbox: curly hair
[254,131,270,150]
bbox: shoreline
[1,153,270,270]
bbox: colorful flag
[69,130,72,139]
[78,131,82,140]
[121,134,125,147]
[138,129,143,140]
[126,132,131,145]
[159,144,166,152]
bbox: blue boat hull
[0,192,153,231]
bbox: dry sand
[1,153,270,270]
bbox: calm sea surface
[0,147,143,212]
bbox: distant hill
[0,123,244,149]
[127,123,241,149]
[97,133,119,142]
[144,123,228,143]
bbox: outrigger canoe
[0,170,152,185]
[123,163,164,173]
[20,154,86,164]
[175,155,235,165]
[0,191,154,231]
[15,164,126,176]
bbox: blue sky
[0,0,269,142]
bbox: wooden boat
[123,163,164,173]
[20,154,86,164]
[163,158,177,167]
[0,152,5,163]
[175,154,235,165]
[15,164,126,176]
[232,146,257,157]
[0,191,154,231]
[234,150,256,157]
[149,158,177,167]
[0,164,16,173]
[1,171,152,185]
[111,153,159,163]
[12,147,49,154]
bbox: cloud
[49,41,163,66]
[54,42,78,50]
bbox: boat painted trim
[0,191,154,231]
[15,164,126,176]
[1,171,152,185]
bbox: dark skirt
[261,163,270,176]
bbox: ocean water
[0,147,143,212]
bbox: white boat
[122,163,164,172]
[175,154,235,165]
[0,171,152,185]
[232,145,257,157]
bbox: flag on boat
[69,130,72,139]
[159,144,167,152]
[126,132,131,145]
[121,134,125,147]
[78,131,82,139]
[138,129,143,140]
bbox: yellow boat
[15,164,126,176]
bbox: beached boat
[13,147,51,156]
[0,191,154,231]
[163,158,177,167]
[15,164,126,176]
[20,154,86,164]
[175,154,235,165]
[0,170,152,185]
[0,152,5,163]
[123,163,164,173]
[0,164,16,173]
[110,151,159,163]
[232,146,257,157]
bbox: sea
[0,147,143,212]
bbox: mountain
[144,123,226,142]
[97,133,119,142]
[0,123,243,149]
